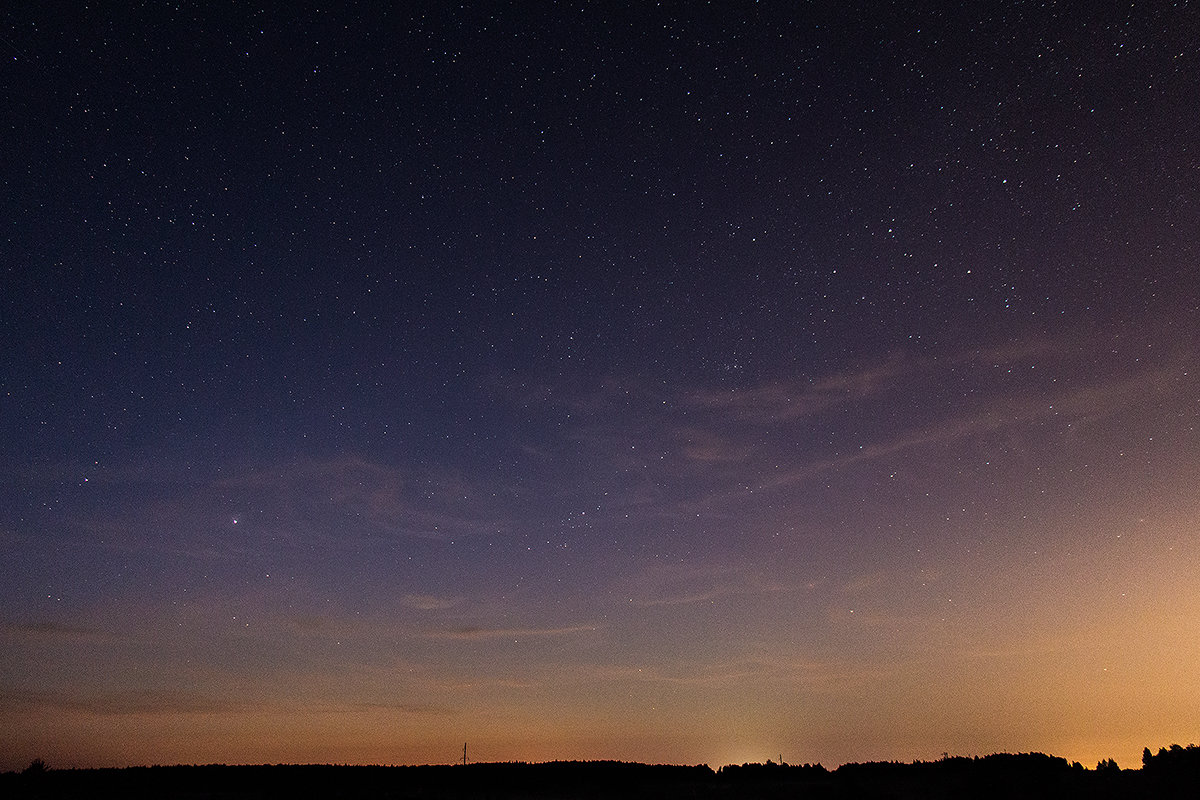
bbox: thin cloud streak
[566,656,881,693]
[630,565,794,608]
[400,594,462,611]
[0,689,454,718]
[752,361,1187,495]
[0,688,269,716]
[685,358,910,424]
[0,620,110,640]
[420,624,600,641]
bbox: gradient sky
[3,0,1199,772]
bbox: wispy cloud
[420,676,539,691]
[0,688,266,716]
[400,594,462,611]
[420,624,599,641]
[0,620,108,640]
[219,454,514,542]
[331,700,455,715]
[632,565,792,608]
[0,688,454,717]
[568,656,875,692]
[57,453,523,565]
[747,360,1187,496]
[477,330,1197,537]
[685,358,910,425]
[672,427,754,464]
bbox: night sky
[3,0,1199,772]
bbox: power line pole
[462,742,468,767]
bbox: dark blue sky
[3,0,1199,770]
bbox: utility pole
[462,742,468,767]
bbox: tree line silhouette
[4,745,1198,799]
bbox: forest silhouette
[5,744,1200,799]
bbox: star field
[2,0,1199,771]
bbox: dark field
[5,747,1199,800]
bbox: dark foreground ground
[4,748,1199,799]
